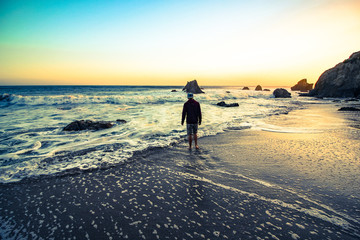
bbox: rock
[309,51,360,98]
[63,120,114,131]
[338,107,360,111]
[116,119,127,123]
[298,93,311,97]
[242,87,250,90]
[255,85,262,91]
[217,101,239,107]
[273,88,291,98]
[226,91,231,93]
[182,80,205,94]
[344,98,359,102]
[58,107,72,110]
[263,89,270,91]
[291,79,313,92]
[0,93,12,102]
[171,90,177,92]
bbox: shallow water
[0,85,321,183]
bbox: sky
[0,0,359,86]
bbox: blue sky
[1,0,359,85]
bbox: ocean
[0,85,318,184]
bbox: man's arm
[198,103,202,125]
[181,104,186,125]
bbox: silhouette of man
[181,92,202,149]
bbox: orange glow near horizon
[1,0,359,86]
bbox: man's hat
[187,92,193,99]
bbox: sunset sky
[0,0,359,86]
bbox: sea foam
[0,86,318,183]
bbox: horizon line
[0,84,292,88]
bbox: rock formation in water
[309,51,360,98]
[291,79,313,92]
[182,80,205,94]
[338,107,360,111]
[255,85,262,91]
[273,88,291,98]
[216,101,239,107]
[116,119,127,124]
[0,93,12,102]
[242,87,250,90]
[63,120,114,131]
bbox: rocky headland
[309,51,360,98]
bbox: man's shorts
[186,123,198,135]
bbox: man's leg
[188,134,192,149]
[194,134,199,149]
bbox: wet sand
[1,103,360,239]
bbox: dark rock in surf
[116,119,127,123]
[309,51,360,98]
[0,93,12,102]
[344,98,359,102]
[255,85,262,91]
[291,79,313,92]
[63,120,114,131]
[298,92,311,97]
[242,87,250,90]
[338,107,360,111]
[263,89,270,91]
[273,88,291,98]
[171,90,177,92]
[58,107,72,110]
[182,80,205,94]
[217,101,239,107]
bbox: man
[181,92,202,149]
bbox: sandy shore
[1,102,360,239]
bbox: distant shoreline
[0,84,291,88]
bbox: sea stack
[182,80,205,94]
[291,79,313,92]
[309,51,360,98]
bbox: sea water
[0,85,319,183]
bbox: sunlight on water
[0,86,322,183]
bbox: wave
[2,93,181,106]
[0,140,179,184]
[0,87,308,184]
[0,88,278,107]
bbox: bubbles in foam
[0,86,319,183]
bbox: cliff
[309,51,360,98]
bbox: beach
[2,0,360,238]
[1,102,359,239]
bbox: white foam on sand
[255,123,322,134]
[171,168,359,232]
